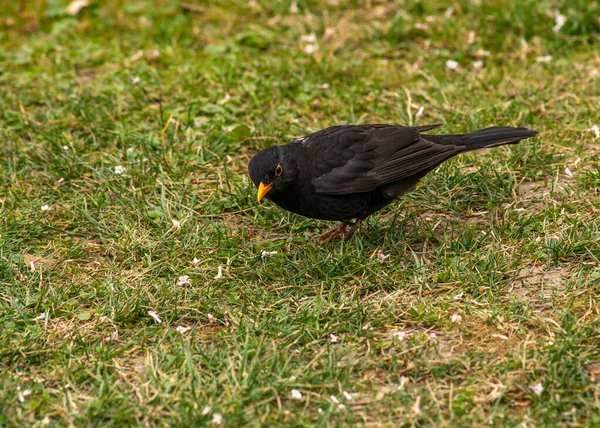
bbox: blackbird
[248,124,537,241]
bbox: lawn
[1,0,599,426]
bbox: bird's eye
[274,164,283,176]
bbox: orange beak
[257,182,273,203]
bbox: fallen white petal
[412,395,421,414]
[17,389,32,403]
[398,376,410,390]
[177,275,191,286]
[530,382,544,396]
[453,292,464,301]
[536,56,552,63]
[291,389,303,399]
[218,94,231,105]
[300,33,317,43]
[105,331,119,342]
[330,333,339,343]
[416,106,424,117]
[588,125,600,139]
[377,250,390,263]
[176,326,191,334]
[451,312,462,323]
[212,413,223,425]
[215,265,223,280]
[393,330,407,341]
[553,11,566,33]
[330,395,339,404]
[337,404,346,410]
[472,60,484,70]
[41,205,51,211]
[319,83,330,89]
[207,313,217,323]
[130,75,141,85]
[289,375,297,381]
[343,391,357,400]
[202,405,211,415]
[148,310,162,324]
[261,251,278,257]
[33,313,47,321]
[446,60,459,70]
[564,167,573,177]
[113,165,125,174]
[66,0,88,15]
[305,44,317,54]
[414,23,428,30]
[192,257,200,265]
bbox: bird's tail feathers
[426,126,537,151]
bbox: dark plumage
[248,124,537,240]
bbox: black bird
[248,124,537,241]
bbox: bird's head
[248,146,297,202]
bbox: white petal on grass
[305,44,317,54]
[343,391,357,400]
[446,60,459,70]
[377,250,390,263]
[212,413,223,425]
[330,395,339,404]
[412,395,422,414]
[530,382,544,396]
[105,331,119,342]
[398,376,409,390]
[337,404,346,410]
[130,75,141,85]
[414,23,428,30]
[453,292,464,301]
[207,313,217,323]
[289,375,297,381]
[536,56,552,63]
[17,388,32,403]
[176,326,191,334]
[451,312,462,323]
[66,0,88,15]
[192,257,200,265]
[444,7,454,17]
[148,310,162,324]
[202,405,211,415]
[130,50,144,62]
[41,205,51,211]
[290,389,303,399]
[330,333,339,343]
[33,313,47,321]
[177,275,191,286]
[392,330,407,341]
[564,167,573,177]
[588,125,600,139]
[473,60,484,70]
[149,49,160,59]
[467,30,476,45]
[215,265,223,280]
[113,165,125,174]
[261,251,278,257]
[553,11,566,33]
[218,94,231,105]
[416,106,424,117]
[300,34,317,43]
[323,27,335,39]
[63,145,69,151]
[319,83,330,89]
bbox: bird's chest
[268,182,382,221]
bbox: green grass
[1,0,600,426]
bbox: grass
[1,0,599,426]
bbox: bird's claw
[317,220,362,243]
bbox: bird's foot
[317,220,362,243]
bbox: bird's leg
[343,219,363,241]
[317,221,351,243]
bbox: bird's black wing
[304,124,462,195]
